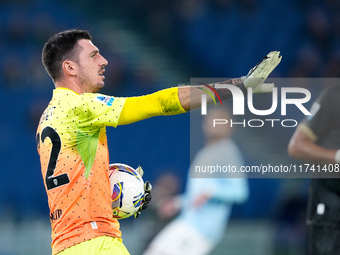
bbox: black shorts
[308,224,340,255]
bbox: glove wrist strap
[213,78,247,100]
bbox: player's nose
[100,54,108,67]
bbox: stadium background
[0,0,339,254]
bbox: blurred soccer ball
[109,163,145,219]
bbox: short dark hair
[42,29,92,82]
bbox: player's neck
[55,78,84,95]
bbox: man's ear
[62,60,78,76]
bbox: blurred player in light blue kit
[143,107,249,255]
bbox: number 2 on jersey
[36,126,70,190]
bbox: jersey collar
[53,87,80,96]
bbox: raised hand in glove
[210,51,282,100]
[243,51,282,93]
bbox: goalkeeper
[36,29,281,255]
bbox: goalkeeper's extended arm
[117,51,281,123]
[118,87,187,125]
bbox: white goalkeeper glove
[243,51,282,93]
[134,166,152,219]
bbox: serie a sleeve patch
[95,96,114,106]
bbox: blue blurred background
[1,0,339,254]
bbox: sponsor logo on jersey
[95,96,114,106]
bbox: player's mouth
[99,68,106,79]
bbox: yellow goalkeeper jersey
[36,88,126,254]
